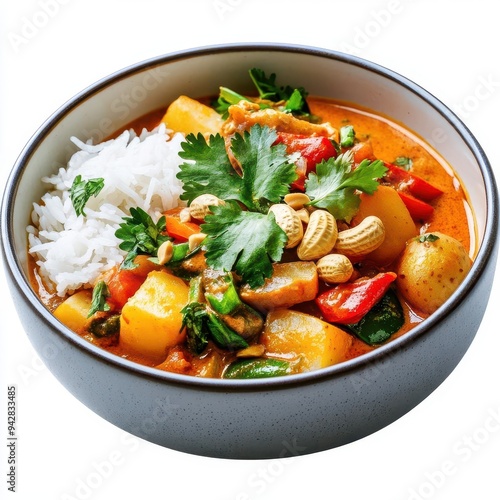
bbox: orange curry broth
[29,97,474,369]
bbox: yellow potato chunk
[397,232,472,314]
[53,290,93,333]
[161,95,224,137]
[353,185,417,266]
[239,261,318,312]
[261,309,352,372]
[120,270,189,364]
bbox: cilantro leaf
[249,68,309,114]
[178,133,241,204]
[177,125,297,213]
[305,151,387,221]
[88,281,111,317]
[115,207,170,269]
[230,125,297,212]
[201,201,287,288]
[70,175,104,216]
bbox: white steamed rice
[27,123,185,296]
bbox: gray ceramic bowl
[1,43,498,459]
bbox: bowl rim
[1,42,498,391]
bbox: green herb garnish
[88,281,111,317]
[305,151,387,221]
[201,201,287,289]
[215,68,313,120]
[115,207,170,269]
[418,234,440,243]
[70,175,104,216]
[178,124,297,213]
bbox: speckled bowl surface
[1,43,498,459]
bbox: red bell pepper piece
[315,272,397,325]
[384,162,443,201]
[397,191,434,221]
[275,132,337,173]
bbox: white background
[1,1,499,499]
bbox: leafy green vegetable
[70,175,104,216]
[87,281,111,317]
[201,201,287,289]
[178,125,297,213]
[305,151,387,221]
[115,207,170,269]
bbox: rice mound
[27,124,185,296]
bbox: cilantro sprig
[178,124,297,213]
[305,151,387,222]
[215,68,313,120]
[201,202,288,289]
[115,207,170,269]
[70,175,104,216]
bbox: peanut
[284,192,311,210]
[179,207,192,223]
[295,208,310,224]
[188,233,207,252]
[334,215,385,259]
[189,194,225,221]
[268,203,303,249]
[316,254,353,284]
[297,209,338,261]
[157,240,174,265]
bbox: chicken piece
[222,100,337,140]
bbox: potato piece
[352,185,417,265]
[161,95,224,137]
[53,290,93,333]
[120,270,189,363]
[239,261,318,312]
[397,232,472,314]
[261,309,352,372]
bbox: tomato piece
[105,255,162,309]
[275,132,337,173]
[164,207,201,241]
[384,162,443,201]
[397,192,434,221]
[106,269,145,310]
[315,272,397,325]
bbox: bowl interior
[3,44,494,374]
